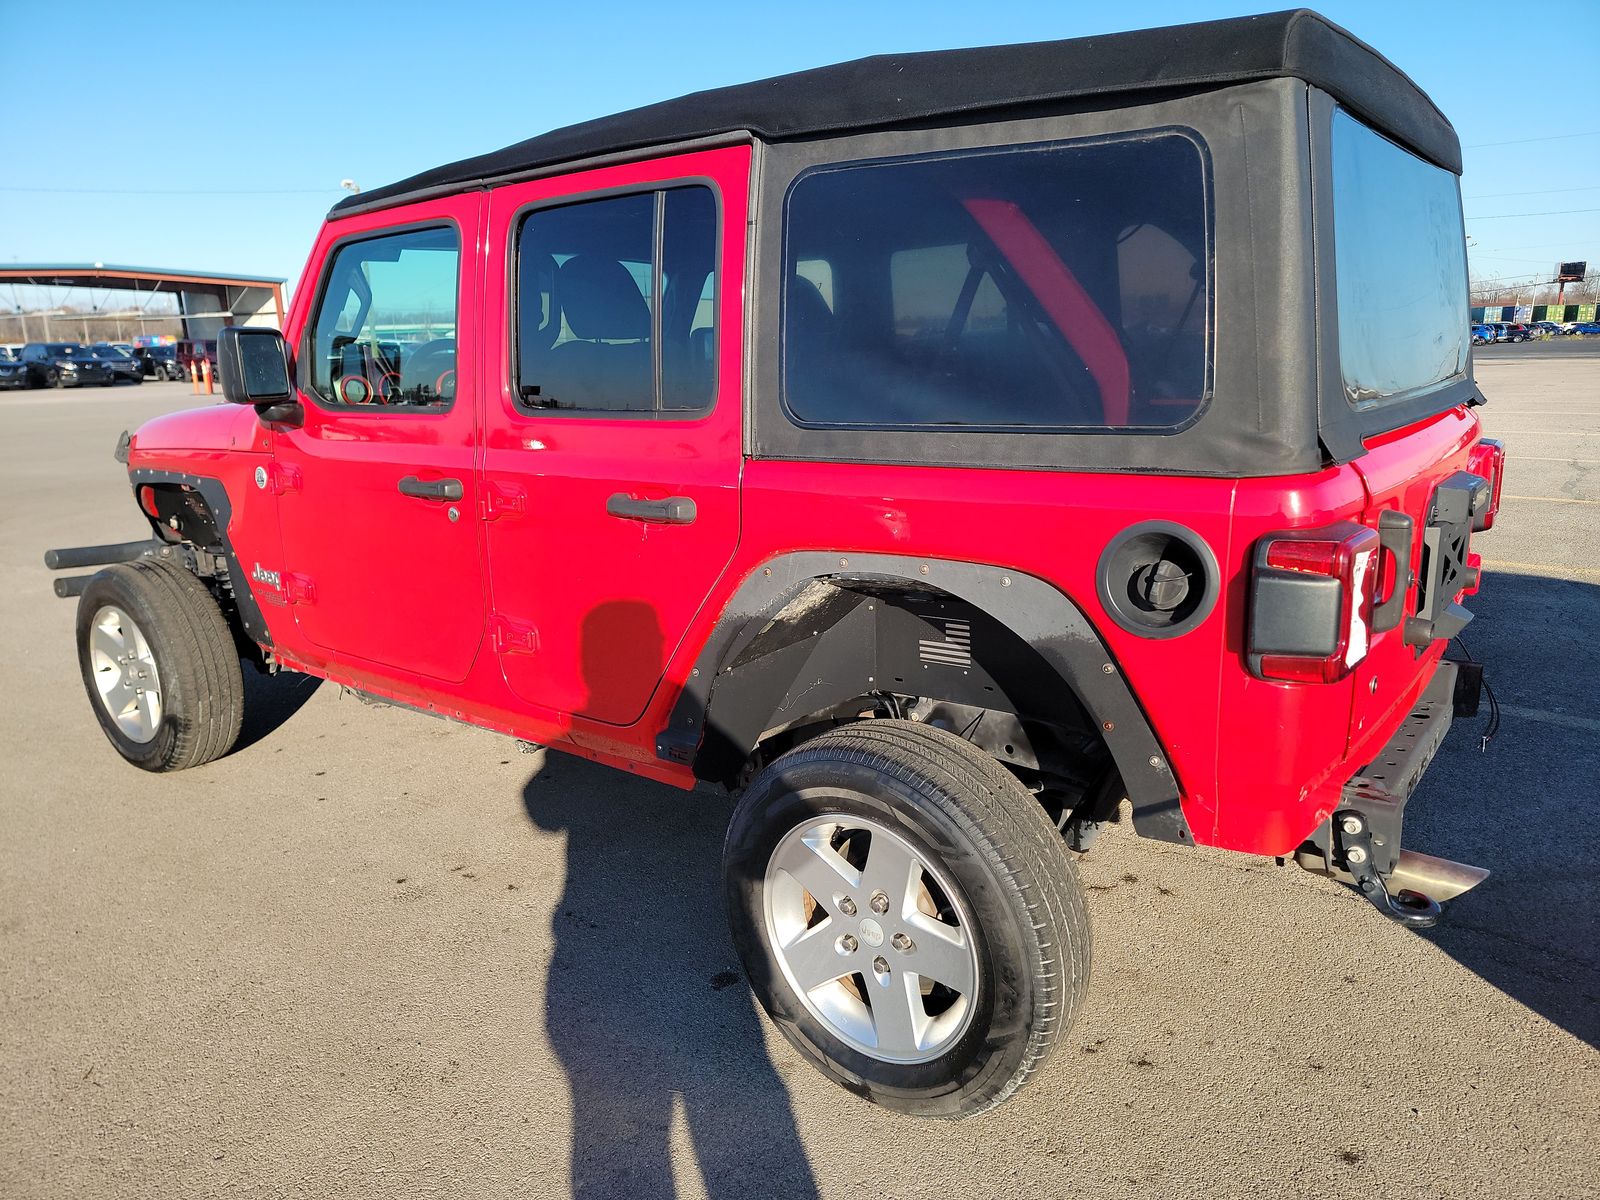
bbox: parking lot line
[1481,558,1600,579]
[1501,494,1600,505]
[1496,704,1600,734]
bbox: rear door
[480,146,749,724]
[1325,108,1480,745]
[271,195,487,684]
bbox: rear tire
[724,719,1091,1118]
[76,557,244,772]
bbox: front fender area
[128,402,268,458]
[126,459,285,653]
[661,552,1193,845]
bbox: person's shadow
[522,600,819,1199]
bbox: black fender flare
[127,468,273,648]
[660,552,1192,845]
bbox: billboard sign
[1557,261,1587,283]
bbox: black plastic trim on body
[126,468,272,648]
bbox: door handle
[606,493,697,525]
[398,475,464,502]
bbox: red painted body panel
[478,147,750,725]
[270,192,488,684]
[120,148,1493,862]
[130,402,269,455]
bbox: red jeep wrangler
[48,11,1505,1118]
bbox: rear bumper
[1296,659,1490,915]
[1340,660,1459,877]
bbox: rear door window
[514,185,718,415]
[781,132,1210,432]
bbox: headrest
[787,274,833,331]
[558,255,650,341]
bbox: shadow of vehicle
[233,668,323,753]
[1404,572,1600,1049]
[521,600,818,1199]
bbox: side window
[515,184,717,414]
[308,225,459,409]
[782,133,1210,431]
[1331,109,1469,404]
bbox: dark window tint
[308,225,459,409]
[1332,110,1469,405]
[782,133,1209,431]
[516,186,717,414]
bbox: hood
[128,403,270,457]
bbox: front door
[272,196,487,684]
[480,147,749,724]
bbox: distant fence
[1473,303,1598,323]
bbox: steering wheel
[401,339,457,400]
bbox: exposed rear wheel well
[701,579,1125,844]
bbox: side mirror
[217,326,301,423]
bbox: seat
[542,255,653,411]
[782,274,844,418]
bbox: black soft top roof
[335,8,1458,217]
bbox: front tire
[76,557,244,772]
[724,720,1090,1118]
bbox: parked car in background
[133,345,185,380]
[0,346,28,390]
[174,339,219,376]
[1569,321,1600,335]
[1489,322,1532,342]
[20,343,113,387]
[1470,323,1494,345]
[1528,321,1562,338]
[91,344,145,385]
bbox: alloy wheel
[763,813,980,1064]
[87,605,163,742]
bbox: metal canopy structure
[0,263,287,341]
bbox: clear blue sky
[2,0,1596,303]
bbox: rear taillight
[1468,438,1506,530]
[1249,522,1381,683]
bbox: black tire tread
[138,557,244,768]
[85,557,243,770]
[758,719,1091,1117]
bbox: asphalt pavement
[1,351,1596,1199]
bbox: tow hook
[1332,811,1441,929]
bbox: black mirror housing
[217,326,294,408]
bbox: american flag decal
[918,618,973,668]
